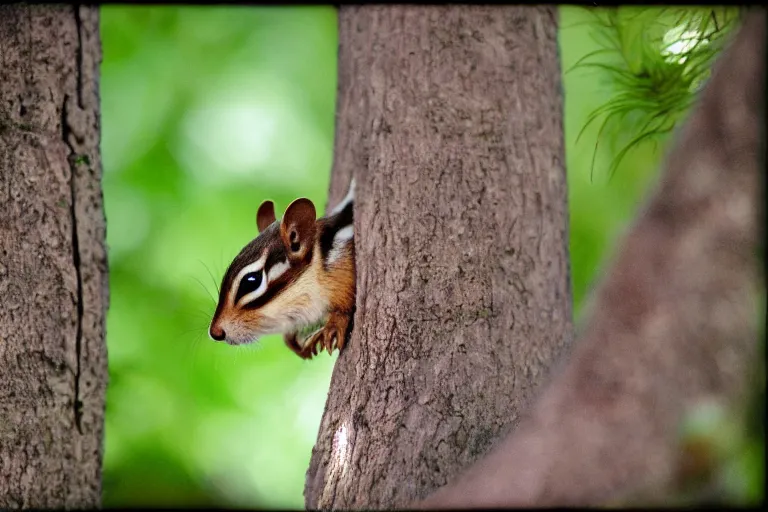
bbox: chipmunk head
[209,197,328,345]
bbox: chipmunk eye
[236,270,263,302]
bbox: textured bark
[0,5,108,508]
[419,10,766,508]
[306,6,572,509]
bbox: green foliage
[673,397,764,506]
[100,6,338,508]
[568,6,741,181]
[561,6,668,314]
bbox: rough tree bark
[419,9,765,508]
[0,5,108,508]
[306,6,572,509]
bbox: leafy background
[99,5,762,508]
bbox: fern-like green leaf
[569,6,742,182]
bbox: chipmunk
[208,180,356,360]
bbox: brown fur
[211,193,356,359]
[287,231,357,359]
[256,200,276,233]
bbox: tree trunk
[0,5,108,508]
[306,6,572,509]
[419,9,765,508]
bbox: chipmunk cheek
[238,311,269,332]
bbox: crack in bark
[61,94,84,435]
[73,4,84,110]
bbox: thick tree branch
[419,9,765,508]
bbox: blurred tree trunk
[306,6,572,509]
[418,9,765,508]
[0,5,108,508]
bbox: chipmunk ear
[280,198,317,263]
[256,200,276,234]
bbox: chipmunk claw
[325,311,351,355]
[324,328,337,355]
[304,329,327,359]
[284,311,352,360]
[284,331,319,360]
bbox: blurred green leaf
[101,6,337,508]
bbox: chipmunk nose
[209,323,226,341]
